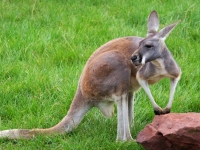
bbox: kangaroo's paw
[154,107,164,115]
[154,107,171,115]
[162,108,171,114]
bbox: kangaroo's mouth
[131,54,142,66]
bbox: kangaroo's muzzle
[131,54,141,66]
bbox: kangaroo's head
[131,10,180,66]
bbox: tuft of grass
[0,0,200,149]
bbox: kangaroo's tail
[0,127,63,139]
[0,87,92,139]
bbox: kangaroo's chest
[139,59,174,84]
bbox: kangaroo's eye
[145,45,153,49]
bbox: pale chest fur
[139,59,175,84]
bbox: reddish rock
[137,113,200,150]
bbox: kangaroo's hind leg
[115,94,133,141]
[128,92,134,127]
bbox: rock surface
[137,113,200,150]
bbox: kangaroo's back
[87,36,143,61]
[80,36,143,100]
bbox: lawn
[0,0,200,149]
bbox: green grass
[0,0,200,149]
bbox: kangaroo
[0,10,181,141]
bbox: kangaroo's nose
[131,54,142,66]
[131,55,138,62]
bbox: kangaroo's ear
[147,10,159,36]
[158,21,180,41]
